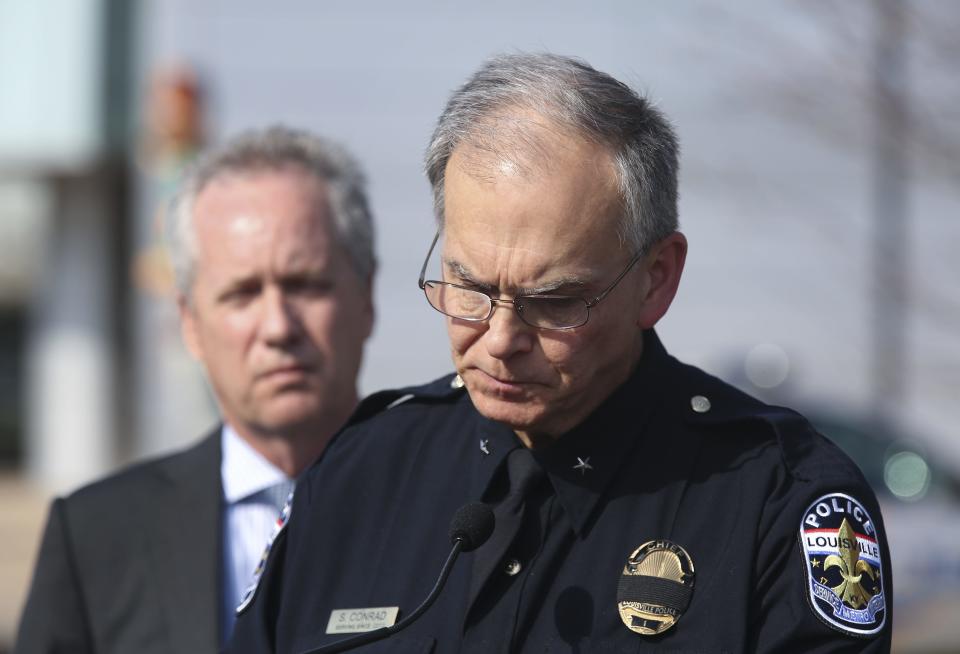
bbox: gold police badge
[617,540,695,636]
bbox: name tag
[326,607,400,634]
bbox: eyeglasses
[417,229,644,330]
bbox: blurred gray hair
[425,53,679,254]
[168,125,376,297]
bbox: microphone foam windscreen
[448,502,495,552]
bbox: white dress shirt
[220,425,295,641]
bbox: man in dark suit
[15,126,376,653]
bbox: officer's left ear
[634,231,687,329]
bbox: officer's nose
[483,300,534,360]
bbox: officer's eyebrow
[523,277,586,296]
[443,258,587,296]
[443,259,495,293]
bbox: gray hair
[168,125,376,296]
[425,53,679,254]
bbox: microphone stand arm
[302,539,464,654]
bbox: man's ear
[635,231,687,329]
[362,274,376,340]
[178,293,204,361]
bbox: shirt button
[690,395,711,413]
[504,558,522,576]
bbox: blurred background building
[0,1,957,651]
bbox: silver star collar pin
[479,439,490,455]
[573,456,593,475]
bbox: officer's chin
[472,394,550,432]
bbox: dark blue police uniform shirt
[229,330,892,653]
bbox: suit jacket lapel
[149,429,222,652]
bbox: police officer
[230,53,891,653]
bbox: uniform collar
[471,329,670,536]
[220,424,293,504]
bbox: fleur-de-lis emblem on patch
[824,518,876,609]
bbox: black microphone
[448,501,495,553]
[303,503,494,654]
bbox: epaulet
[676,369,825,481]
[677,364,778,427]
[344,372,467,427]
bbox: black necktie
[469,447,546,608]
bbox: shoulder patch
[235,488,294,615]
[799,492,886,636]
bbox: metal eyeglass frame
[417,229,645,330]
